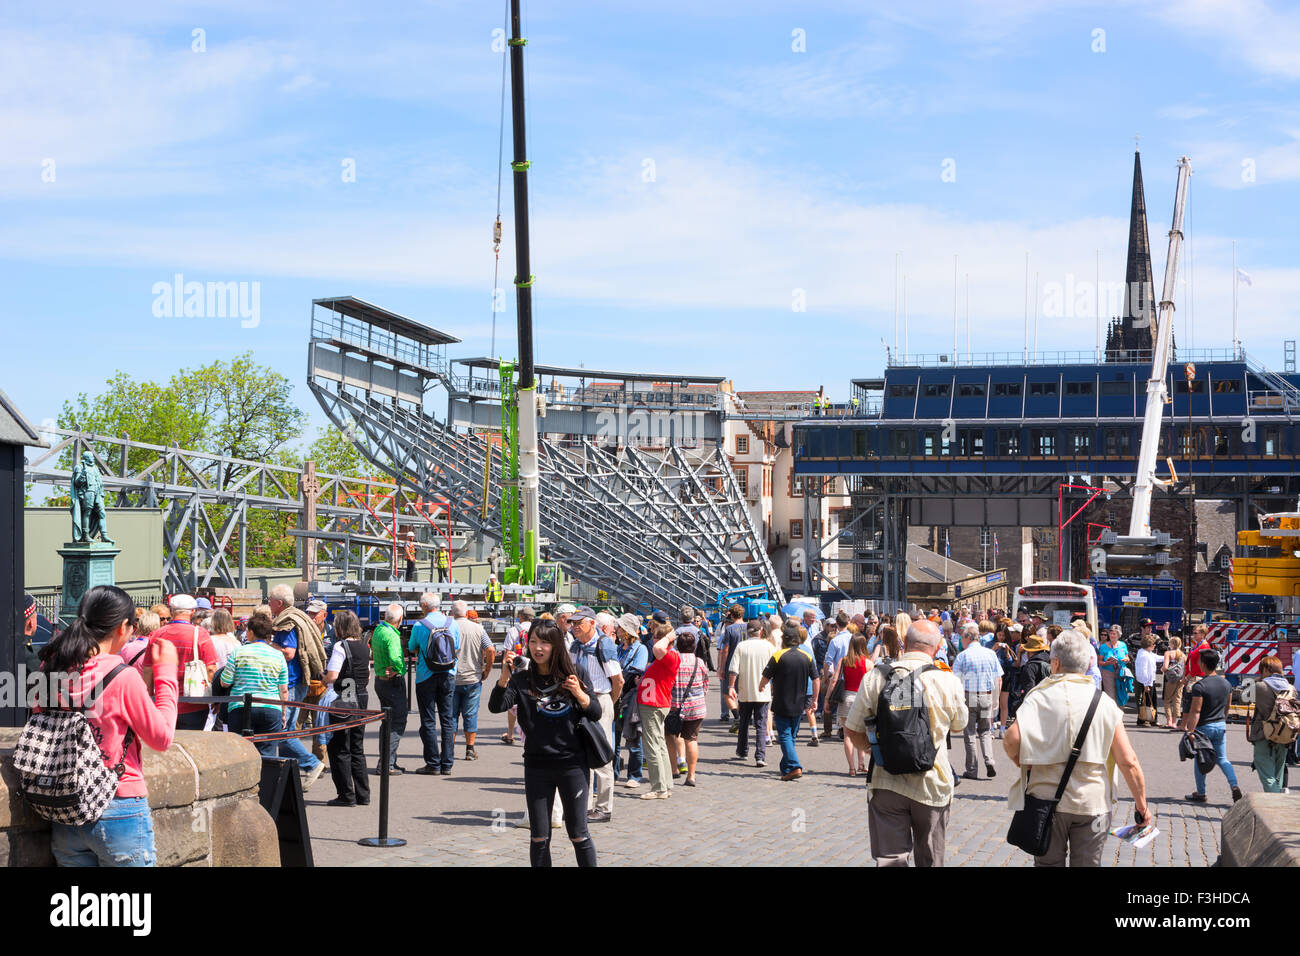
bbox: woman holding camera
[488,620,602,867]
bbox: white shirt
[1135,648,1159,686]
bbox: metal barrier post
[358,707,406,848]
[241,693,253,735]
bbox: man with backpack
[569,607,622,822]
[845,620,968,867]
[1007,630,1052,724]
[409,591,461,776]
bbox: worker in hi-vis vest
[436,545,451,583]
[404,531,417,582]
[485,574,503,606]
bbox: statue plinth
[57,541,121,624]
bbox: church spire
[1107,148,1157,361]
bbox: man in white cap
[151,594,219,731]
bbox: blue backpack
[420,617,457,671]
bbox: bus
[1012,581,1098,639]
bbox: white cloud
[1152,0,1300,81]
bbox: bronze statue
[70,451,114,544]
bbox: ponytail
[40,585,135,675]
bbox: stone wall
[1220,793,1300,867]
[0,729,279,867]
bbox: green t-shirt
[371,621,405,677]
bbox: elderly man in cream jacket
[1003,629,1152,866]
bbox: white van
[1012,581,1098,639]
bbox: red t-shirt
[1186,640,1212,680]
[150,621,218,714]
[638,647,680,709]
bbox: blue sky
[5,0,1300,444]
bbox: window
[1031,429,1057,456]
[1101,380,1131,397]
[1065,381,1093,396]
[922,430,939,456]
[891,431,913,456]
[924,383,951,398]
[889,384,917,398]
[1067,429,1090,455]
[1178,430,1198,457]
[993,383,1022,397]
[735,434,749,455]
[1174,380,1206,394]
[1220,550,1232,570]
[790,520,804,540]
[1219,582,1231,604]
[852,429,867,457]
[958,429,984,456]
[958,383,986,397]
[1262,426,1280,456]
[1029,381,1058,396]
[1104,428,1131,455]
[997,429,1020,456]
[735,467,748,495]
[1213,379,1242,393]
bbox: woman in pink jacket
[40,585,179,867]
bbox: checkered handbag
[11,663,135,825]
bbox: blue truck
[1085,576,1184,637]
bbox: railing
[887,347,1244,368]
[311,312,446,374]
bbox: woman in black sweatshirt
[488,619,602,867]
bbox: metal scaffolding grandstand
[306,297,781,610]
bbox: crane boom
[1128,156,1192,538]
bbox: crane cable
[490,0,509,360]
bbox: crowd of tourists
[19,582,1300,869]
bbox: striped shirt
[670,653,709,720]
[219,641,289,710]
[952,643,1004,695]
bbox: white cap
[169,594,197,611]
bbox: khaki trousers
[867,786,950,867]
[1033,810,1107,867]
[640,704,672,794]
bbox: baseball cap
[169,594,197,611]
[306,599,327,614]
[1139,618,1153,627]
[651,610,670,625]
[195,597,212,610]
[24,593,37,619]
[569,606,596,623]
[556,603,577,616]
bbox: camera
[510,654,528,674]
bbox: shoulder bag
[1006,687,1102,857]
[183,625,211,700]
[575,679,615,769]
[663,661,701,736]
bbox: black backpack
[1008,654,1051,719]
[874,662,939,775]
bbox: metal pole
[241,693,253,735]
[359,707,406,847]
[510,0,541,586]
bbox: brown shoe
[780,769,803,781]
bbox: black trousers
[372,676,409,767]
[327,705,371,804]
[524,762,596,867]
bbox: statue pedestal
[57,542,121,624]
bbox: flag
[1237,268,1253,287]
[944,529,951,558]
[994,532,999,563]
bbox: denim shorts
[51,796,156,867]
[453,682,482,733]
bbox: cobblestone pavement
[306,682,1261,867]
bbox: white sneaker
[301,762,326,793]
[623,778,641,789]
